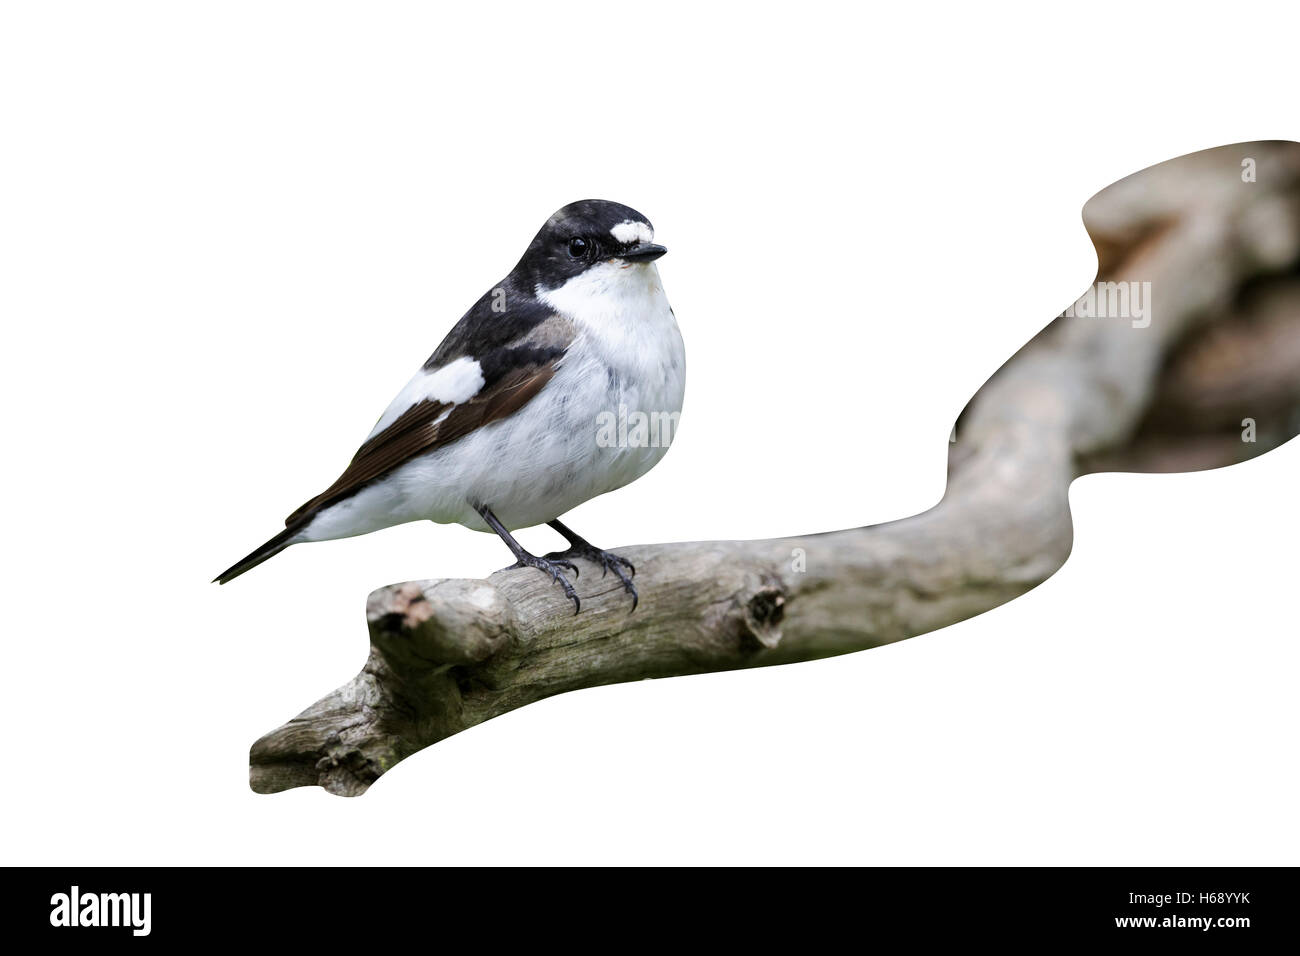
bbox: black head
[516,200,667,292]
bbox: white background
[2,2,1296,865]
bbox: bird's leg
[545,518,638,611]
[476,505,581,614]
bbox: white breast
[538,259,684,397]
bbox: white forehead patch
[610,220,653,245]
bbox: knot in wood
[738,584,786,650]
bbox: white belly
[301,262,685,540]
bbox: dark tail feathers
[213,524,302,584]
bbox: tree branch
[250,142,1300,796]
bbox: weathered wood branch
[1082,276,1300,473]
[251,142,1300,796]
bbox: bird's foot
[544,545,638,611]
[508,554,582,614]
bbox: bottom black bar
[7,867,1292,943]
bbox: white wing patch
[367,355,484,439]
[610,220,653,245]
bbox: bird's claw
[509,555,581,614]
[544,546,638,611]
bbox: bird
[214,199,685,613]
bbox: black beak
[614,242,667,262]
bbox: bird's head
[519,200,667,295]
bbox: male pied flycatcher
[215,200,685,613]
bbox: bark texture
[251,142,1300,796]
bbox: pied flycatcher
[215,200,684,612]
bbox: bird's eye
[567,237,589,259]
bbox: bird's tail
[213,524,303,584]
